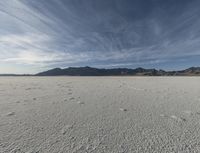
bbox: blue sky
[0,0,200,74]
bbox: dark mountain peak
[37,67,63,76]
[52,68,62,71]
[183,67,200,74]
[185,67,200,71]
[135,67,145,70]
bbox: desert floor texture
[0,77,200,153]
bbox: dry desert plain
[1,77,200,153]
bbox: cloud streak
[0,0,200,73]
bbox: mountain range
[35,66,200,76]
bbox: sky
[0,0,200,74]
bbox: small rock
[160,114,167,117]
[77,101,84,105]
[6,112,15,116]
[170,115,186,122]
[61,125,73,135]
[119,108,127,112]
[180,117,187,122]
[170,115,178,120]
[196,112,200,115]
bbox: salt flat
[0,77,200,153]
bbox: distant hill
[0,74,31,76]
[36,66,200,76]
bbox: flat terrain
[0,77,200,153]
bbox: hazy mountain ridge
[0,74,32,76]
[36,66,200,76]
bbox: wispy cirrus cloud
[0,0,200,73]
[0,33,90,67]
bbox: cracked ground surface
[1,77,200,153]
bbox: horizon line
[0,66,199,75]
